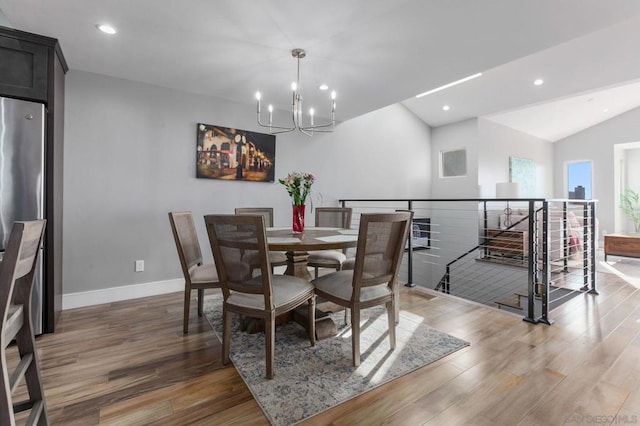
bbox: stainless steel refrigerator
[0,96,45,334]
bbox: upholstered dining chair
[234,207,288,271]
[342,209,414,324]
[168,211,221,334]
[308,207,353,278]
[204,214,315,379]
[312,212,412,367]
[1,220,47,426]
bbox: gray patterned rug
[204,293,469,425]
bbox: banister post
[538,201,553,325]
[523,200,537,324]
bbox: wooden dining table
[266,226,358,281]
[266,226,359,338]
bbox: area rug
[204,294,469,425]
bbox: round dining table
[266,226,358,339]
[266,226,358,282]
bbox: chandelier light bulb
[268,104,273,112]
[255,92,261,100]
[331,91,336,100]
[291,82,297,91]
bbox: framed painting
[440,148,467,178]
[196,123,276,182]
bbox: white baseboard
[62,278,184,310]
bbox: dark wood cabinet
[0,25,67,333]
[0,35,49,101]
[485,229,528,259]
[604,234,640,261]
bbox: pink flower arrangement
[279,172,315,205]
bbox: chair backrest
[168,211,203,278]
[234,207,274,227]
[1,220,47,324]
[351,212,412,298]
[315,207,352,228]
[205,214,274,309]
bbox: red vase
[292,204,306,234]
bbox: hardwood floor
[8,263,640,425]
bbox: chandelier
[255,48,336,136]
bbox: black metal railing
[339,198,598,325]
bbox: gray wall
[478,118,554,198]
[625,148,640,192]
[554,106,640,237]
[430,118,479,198]
[63,71,431,295]
[430,117,554,199]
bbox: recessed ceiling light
[416,73,482,98]
[318,84,329,91]
[602,108,609,112]
[442,105,450,111]
[97,24,117,35]
[534,78,544,86]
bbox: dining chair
[234,207,288,271]
[308,207,353,278]
[205,214,316,379]
[312,212,412,367]
[1,220,47,426]
[168,211,221,334]
[342,209,414,324]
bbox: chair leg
[266,313,275,379]
[15,319,48,426]
[308,296,316,346]
[183,286,191,334]
[387,301,396,351]
[394,281,400,325]
[351,307,361,367]
[0,376,12,426]
[222,307,232,366]
[344,307,349,325]
[197,288,204,316]
[314,267,319,279]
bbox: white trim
[62,278,184,310]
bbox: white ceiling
[2,0,640,141]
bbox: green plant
[620,187,640,233]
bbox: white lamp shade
[496,182,521,198]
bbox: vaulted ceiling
[2,0,640,141]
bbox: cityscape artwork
[196,123,275,182]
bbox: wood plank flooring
[8,264,640,425]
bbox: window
[440,148,467,178]
[567,161,592,199]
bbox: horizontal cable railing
[340,198,598,325]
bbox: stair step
[495,296,523,310]
[515,282,559,300]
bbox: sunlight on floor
[336,310,423,384]
[599,260,640,288]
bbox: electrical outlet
[135,260,144,272]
